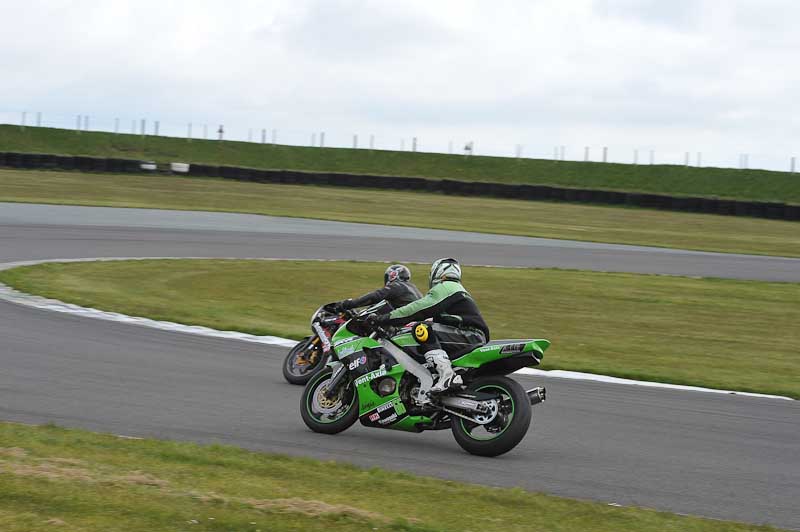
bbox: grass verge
[1,259,798,398]
[2,124,799,203]
[0,421,787,532]
[2,168,800,257]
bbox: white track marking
[0,257,792,401]
[516,368,792,400]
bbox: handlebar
[350,314,394,339]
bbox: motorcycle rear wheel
[451,375,532,457]
[301,367,359,434]
[283,336,326,385]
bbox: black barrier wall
[0,151,798,221]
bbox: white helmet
[429,258,461,288]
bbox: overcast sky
[1,0,798,170]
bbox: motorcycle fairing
[452,339,549,372]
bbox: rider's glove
[328,300,349,313]
[365,313,388,327]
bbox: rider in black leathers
[333,264,422,313]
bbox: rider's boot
[425,350,458,393]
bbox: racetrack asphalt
[2,202,800,281]
[1,202,799,529]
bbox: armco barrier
[5,152,22,168]
[55,155,75,170]
[0,151,796,221]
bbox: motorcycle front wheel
[451,375,532,457]
[282,336,327,385]
[300,367,359,435]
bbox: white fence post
[649,150,654,165]
[401,139,405,151]
[36,112,41,127]
[311,133,316,147]
[217,125,224,141]
[584,146,589,162]
[20,111,26,129]
[369,134,374,150]
[83,115,89,131]
[448,140,453,154]
[553,146,558,161]
[203,124,208,140]
[559,145,565,161]
[412,137,418,152]
[602,146,608,163]
[791,156,796,174]
[696,152,702,167]
[261,129,266,144]
[684,152,690,167]
[114,118,119,134]
[154,121,159,136]
[140,119,146,136]
[187,123,192,141]
[76,115,82,133]
[633,149,639,165]
[320,132,325,148]
[271,129,277,144]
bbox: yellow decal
[414,323,429,342]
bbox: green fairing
[391,415,433,432]
[388,281,464,320]
[452,340,550,368]
[329,324,380,362]
[356,363,404,417]
[330,323,358,349]
[391,332,419,347]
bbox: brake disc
[473,400,499,424]
[313,382,342,414]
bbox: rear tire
[451,375,532,457]
[300,368,359,435]
[282,336,326,385]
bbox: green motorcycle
[300,306,549,456]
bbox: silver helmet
[429,258,461,288]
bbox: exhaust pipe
[526,387,546,405]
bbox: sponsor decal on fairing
[354,366,387,386]
[378,413,398,425]
[348,355,367,371]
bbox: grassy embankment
[2,124,799,203]
[2,169,799,257]
[2,259,798,398]
[0,422,787,532]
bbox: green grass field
[0,422,786,532]
[2,125,799,203]
[2,168,799,257]
[2,259,798,398]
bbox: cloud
[0,0,797,170]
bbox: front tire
[283,336,326,385]
[451,375,532,457]
[300,367,359,434]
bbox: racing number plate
[312,323,331,353]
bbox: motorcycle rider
[331,264,422,313]
[370,258,490,393]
